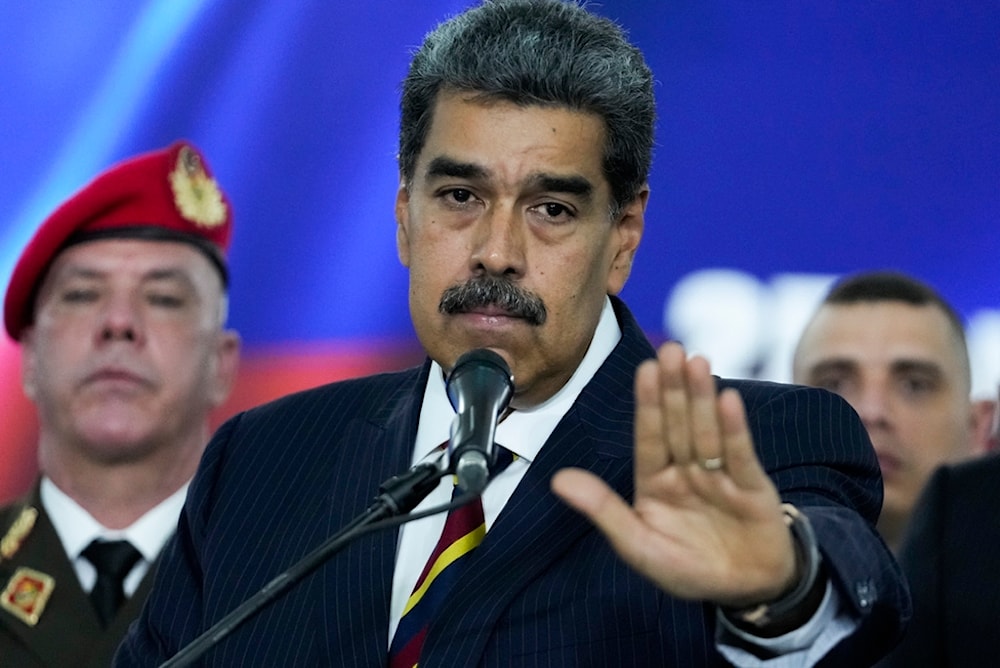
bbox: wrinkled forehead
[417,93,611,189]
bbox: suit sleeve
[730,381,911,665]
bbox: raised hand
[551,341,799,609]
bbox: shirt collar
[41,476,189,563]
[414,296,622,465]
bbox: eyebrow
[144,268,193,283]
[806,359,859,379]
[532,173,594,199]
[56,265,196,289]
[425,156,595,199]
[808,357,945,379]
[426,156,489,181]
[889,359,944,378]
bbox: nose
[469,206,526,278]
[96,293,143,345]
[850,385,892,433]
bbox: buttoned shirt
[41,477,187,597]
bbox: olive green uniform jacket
[0,486,158,668]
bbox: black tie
[81,539,142,628]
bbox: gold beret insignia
[169,145,228,228]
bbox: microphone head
[445,348,513,411]
[445,349,514,494]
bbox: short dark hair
[398,0,655,217]
[822,270,966,342]
[817,270,971,386]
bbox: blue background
[2,1,998,499]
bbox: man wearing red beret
[0,141,240,668]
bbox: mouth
[464,304,522,319]
[83,367,151,390]
[874,449,903,478]
[450,309,528,333]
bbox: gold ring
[700,456,724,471]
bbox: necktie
[388,446,515,668]
[81,539,142,628]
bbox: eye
[810,373,847,394]
[60,288,98,303]
[542,202,570,218]
[444,188,474,204]
[820,378,843,392]
[147,293,186,308]
[530,201,575,224]
[899,375,936,397]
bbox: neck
[39,431,206,529]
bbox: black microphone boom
[446,348,514,494]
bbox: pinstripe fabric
[114,297,908,667]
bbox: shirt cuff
[715,580,858,667]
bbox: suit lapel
[422,298,656,665]
[320,362,428,666]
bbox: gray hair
[399,0,655,217]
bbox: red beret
[3,140,233,341]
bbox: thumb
[551,468,643,557]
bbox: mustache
[438,276,547,326]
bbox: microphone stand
[159,462,445,668]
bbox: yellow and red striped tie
[388,447,514,668]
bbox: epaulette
[1,505,38,562]
[1,505,56,627]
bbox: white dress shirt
[41,477,187,597]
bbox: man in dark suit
[116,1,908,665]
[0,141,240,667]
[879,453,1000,666]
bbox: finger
[658,342,694,466]
[717,388,771,491]
[684,355,723,471]
[634,358,669,478]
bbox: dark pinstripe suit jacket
[879,453,1000,667]
[115,300,908,667]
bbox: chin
[77,418,158,454]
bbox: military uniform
[0,140,233,668]
[0,488,159,668]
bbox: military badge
[1,567,55,626]
[169,145,228,227]
[0,506,37,560]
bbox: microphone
[445,348,514,494]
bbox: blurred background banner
[2,1,998,501]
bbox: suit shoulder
[230,364,426,425]
[717,377,851,411]
[933,452,1000,500]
